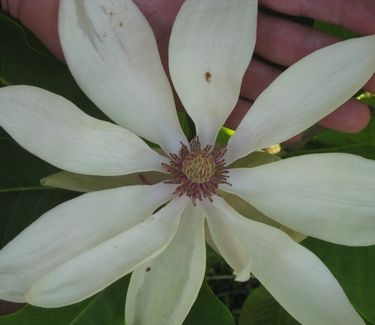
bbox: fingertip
[364,75,375,93]
[241,59,281,100]
[319,99,371,133]
[285,132,304,144]
[225,98,252,130]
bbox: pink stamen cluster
[162,137,230,204]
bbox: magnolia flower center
[162,137,230,204]
[182,151,215,183]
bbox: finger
[227,96,370,135]
[319,99,370,132]
[256,13,336,67]
[241,58,281,100]
[133,0,183,72]
[240,59,371,134]
[253,13,375,92]
[260,0,375,36]
[225,98,252,130]
[0,299,23,315]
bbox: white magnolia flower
[0,0,375,324]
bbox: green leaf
[314,20,358,39]
[229,151,280,169]
[239,239,375,325]
[0,278,235,325]
[0,135,78,246]
[0,12,105,120]
[358,92,375,108]
[286,144,375,160]
[0,277,129,325]
[184,282,235,325]
[0,133,130,325]
[303,238,375,324]
[312,117,375,147]
[239,286,299,325]
[284,118,375,159]
[0,133,56,189]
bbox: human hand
[1,0,374,134]
[235,0,375,134]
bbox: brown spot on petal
[146,267,151,272]
[205,71,212,83]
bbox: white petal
[0,86,167,176]
[0,183,174,303]
[222,153,375,246]
[59,0,186,152]
[169,0,257,145]
[26,197,188,307]
[203,202,251,281]
[212,197,364,325]
[227,35,375,162]
[126,203,206,325]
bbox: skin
[1,0,374,133]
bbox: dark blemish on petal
[100,5,116,16]
[119,21,124,27]
[146,267,151,272]
[205,71,212,83]
[139,174,150,185]
[100,5,108,14]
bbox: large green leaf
[0,277,129,325]
[0,12,105,120]
[184,282,235,325]
[285,117,375,160]
[0,135,77,246]
[239,238,375,325]
[239,286,299,325]
[239,239,375,325]
[303,238,375,324]
[312,117,375,148]
[0,278,234,325]
[287,144,375,160]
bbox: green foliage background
[0,10,374,325]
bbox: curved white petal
[222,153,375,246]
[0,183,174,303]
[203,202,251,281]
[59,0,186,152]
[227,35,375,162]
[212,197,364,325]
[169,0,257,145]
[26,196,188,307]
[126,203,206,325]
[0,86,167,176]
